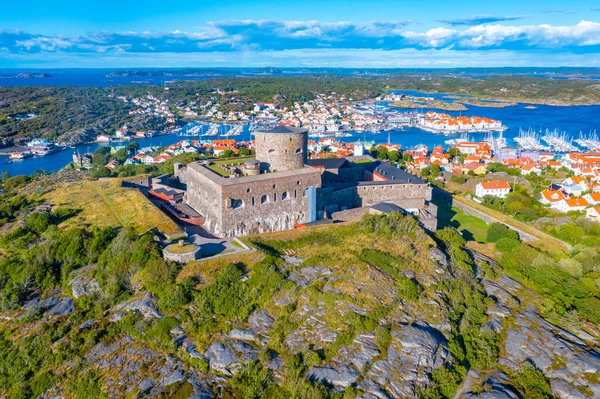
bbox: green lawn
[205,158,254,177]
[165,243,198,254]
[436,200,490,243]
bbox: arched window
[282,191,288,200]
[261,195,269,204]
[268,149,275,153]
[295,148,302,154]
[231,198,244,209]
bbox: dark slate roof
[152,187,183,197]
[307,158,349,169]
[370,202,404,214]
[259,126,308,134]
[366,161,425,184]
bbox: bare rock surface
[307,365,361,388]
[205,342,238,375]
[69,274,100,299]
[248,309,275,335]
[367,322,451,398]
[333,333,380,371]
[502,309,600,399]
[110,292,164,321]
[456,370,520,399]
[288,266,332,288]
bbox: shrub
[557,258,583,278]
[495,237,521,253]
[397,276,422,302]
[24,212,51,235]
[509,362,554,399]
[230,361,274,399]
[486,223,519,243]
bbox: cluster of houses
[539,176,600,217]
[404,143,492,175]
[417,112,503,133]
[119,139,255,166]
[122,95,176,123]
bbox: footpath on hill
[451,195,572,251]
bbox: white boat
[574,130,600,150]
[202,124,219,137]
[541,128,579,152]
[514,128,550,151]
[223,125,243,137]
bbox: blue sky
[1,0,600,67]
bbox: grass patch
[204,158,253,177]
[42,178,182,236]
[165,243,197,254]
[453,196,569,252]
[436,200,489,243]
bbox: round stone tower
[254,126,308,172]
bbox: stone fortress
[174,126,437,237]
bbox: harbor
[1,90,599,176]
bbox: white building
[475,181,511,199]
[556,198,589,213]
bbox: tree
[403,153,413,162]
[388,150,400,162]
[113,148,129,163]
[92,146,111,166]
[239,147,251,156]
[126,141,140,153]
[448,147,460,159]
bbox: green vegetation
[205,157,253,177]
[435,200,490,243]
[509,362,555,399]
[486,222,519,243]
[165,243,198,254]
[42,178,182,237]
[495,239,600,325]
[0,169,596,398]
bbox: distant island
[0,72,54,79]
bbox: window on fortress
[261,195,269,204]
[268,149,275,153]
[231,199,244,209]
[282,191,288,200]
[274,193,277,202]
[295,148,302,154]
[252,197,255,206]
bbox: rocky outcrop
[475,264,600,399]
[333,333,380,372]
[307,365,360,389]
[367,322,451,398]
[110,292,164,321]
[501,309,600,399]
[69,272,100,299]
[22,291,75,317]
[288,266,332,288]
[456,370,520,399]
